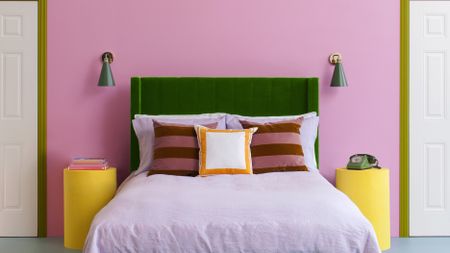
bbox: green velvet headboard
[130,77,319,172]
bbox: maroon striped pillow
[240,118,308,174]
[148,120,218,176]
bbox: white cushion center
[205,132,246,169]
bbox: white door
[0,2,37,236]
[410,1,450,236]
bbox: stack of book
[68,158,109,170]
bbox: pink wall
[47,0,400,236]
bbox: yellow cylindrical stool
[64,168,116,249]
[336,168,390,251]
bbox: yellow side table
[64,167,116,249]
[336,168,390,251]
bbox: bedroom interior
[0,0,450,252]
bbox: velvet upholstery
[130,77,319,171]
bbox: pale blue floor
[385,237,450,253]
[0,237,78,253]
[0,237,449,253]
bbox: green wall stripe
[400,0,409,237]
[38,0,47,237]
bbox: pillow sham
[148,121,218,176]
[226,112,319,171]
[240,118,308,174]
[195,126,258,176]
[132,113,226,175]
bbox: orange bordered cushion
[194,126,258,176]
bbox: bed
[83,77,380,253]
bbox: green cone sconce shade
[98,52,115,87]
[329,53,348,87]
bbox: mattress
[84,172,380,253]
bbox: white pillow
[132,113,227,175]
[226,112,319,171]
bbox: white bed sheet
[84,172,380,253]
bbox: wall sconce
[98,52,115,87]
[329,53,348,87]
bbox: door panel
[0,2,37,236]
[410,1,450,236]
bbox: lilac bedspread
[84,172,380,253]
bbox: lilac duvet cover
[84,172,380,253]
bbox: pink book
[71,158,106,164]
[68,167,108,170]
[68,163,109,170]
